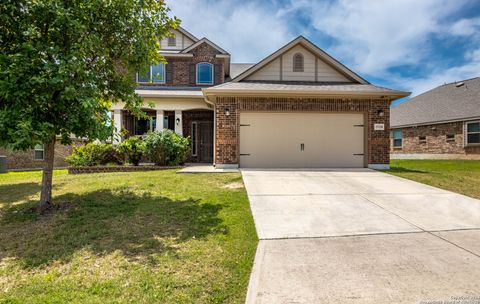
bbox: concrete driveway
[242,169,480,304]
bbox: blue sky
[167,0,480,105]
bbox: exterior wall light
[225,108,230,116]
[377,109,384,117]
[176,117,180,125]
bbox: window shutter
[166,63,173,85]
[214,64,222,84]
[189,64,196,85]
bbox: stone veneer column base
[215,164,239,169]
[368,164,390,170]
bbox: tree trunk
[37,137,56,213]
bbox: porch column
[174,110,183,135]
[113,109,122,144]
[156,110,164,132]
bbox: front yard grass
[0,170,257,303]
[388,160,480,199]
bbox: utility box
[0,155,7,173]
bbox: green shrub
[144,130,190,166]
[66,143,119,167]
[116,136,146,166]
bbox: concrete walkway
[242,169,480,304]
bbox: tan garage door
[239,112,365,168]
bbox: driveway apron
[242,168,480,304]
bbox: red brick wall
[215,97,391,166]
[140,43,224,87]
[0,139,85,170]
[390,122,480,155]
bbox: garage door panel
[240,113,364,168]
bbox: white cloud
[166,0,479,96]
[449,17,480,37]
[395,49,480,96]
[166,0,295,63]
[284,0,469,75]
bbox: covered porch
[111,89,214,163]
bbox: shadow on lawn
[0,182,42,203]
[388,166,428,174]
[0,188,227,268]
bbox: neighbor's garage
[239,112,365,168]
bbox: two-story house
[112,26,410,169]
[111,27,233,163]
[2,26,410,170]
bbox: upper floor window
[466,121,480,145]
[136,64,165,83]
[196,62,213,85]
[151,64,165,83]
[293,53,304,72]
[167,36,176,47]
[392,129,402,148]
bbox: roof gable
[233,36,368,84]
[176,26,199,42]
[181,37,229,55]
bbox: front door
[198,122,213,163]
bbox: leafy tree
[0,0,179,211]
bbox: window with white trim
[293,53,304,72]
[466,121,480,144]
[137,66,151,83]
[136,64,166,83]
[151,64,165,83]
[191,122,198,156]
[392,130,402,148]
[196,63,213,85]
[34,144,44,160]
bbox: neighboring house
[113,27,409,169]
[391,77,480,159]
[0,139,85,170]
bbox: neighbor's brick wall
[0,139,85,170]
[215,97,391,166]
[390,121,480,155]
[182,110,214,162]
[139,43,224,87]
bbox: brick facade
[215,97,391,166]
[140,43,224,87]
[0,139,85,170]
[391,122,480,156]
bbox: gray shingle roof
[204,81,409,98]
[391,77,480,128]
[230,63,255,79]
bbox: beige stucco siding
[239,112,365,168]
[160,29,195,50]
[111,98,210,111]
[245,58,281,81]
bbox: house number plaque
[374,123,385,131]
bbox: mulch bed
[68,165,183,174]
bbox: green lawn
[388,160,480,199]
[0,170,257,303]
